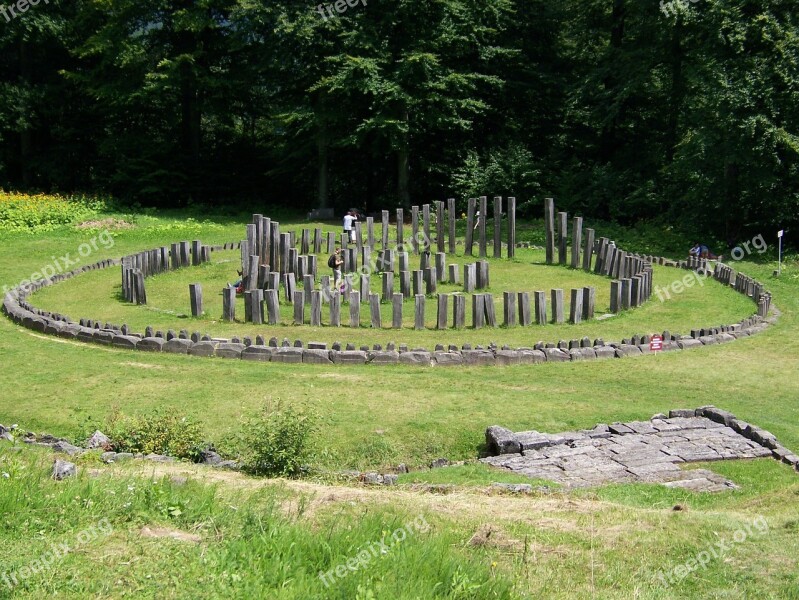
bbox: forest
[0,0,797,243]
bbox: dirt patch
[140,526,201,544]
[76,218,133,230]
[119,361,164,370]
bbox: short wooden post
[311,290,322,326]
[370,293,382,328]
[329,291,341,326]
[557,212,568,265]
[472,294,485,329]
[350,291,360,327]
[400,270,411,299]
[392,293,403,328]
[453,295,466,328]
[437,294,448,329]
[534,290,547,324]
[293,291,305,325]
[582,286,595,320]
[583,228,595,271]
[569,288,583,324]
[551,288,564,323]
[503,291,516,327]
[414,295,425,330]
[189,284,203,317]
[222,286,236,321]
[518,292,531,326]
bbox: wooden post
[414,295,426,330]
[222,287,236,321]
[463,263,476,293]
[350,291,360,327]
[447,198,456,255]
[301,228,310,255]
[453,294,466,329]
[518,292,531,326]
[436,200,445,253]
[360,274,370,301]
[507,196,516,259]
[465,198,476,256]
[503,291,516,327]
[448,264,459,284]
[544,198,555,264]
[425,267,437,296]
[583,228,595,271]
[293,291,305,325]
[478,196,488,258]
[243,290,253,323]
[412,270,423,296]
[610,281,621,313]
[411,206,420,254]
[621,278,632,310]
[484,293,497,327]
[327,231,336,254]
[366,217,375,250]
[329,291,341,326]
[437,294,448,329]
[189,284,203,317]
[422,204,431,252]
[435,252,446,282]
[252,289,264,325]
[569,288,583,324]
[400,270,411,299]
[472,294,485,329]
[382,272,394,300]
[303,274,314,305]
[557,212,568,265]
[369,293,382,328]
[493,196,502,258]
[265,289,279,325]
[534,290,547,324]
[381,210,390,249]
[396,208,404,250]
[582,286,595,320]
[571,216,582,269]
[392,293,403,329]
[551,288,564,323]
[477,260,490,289]
[310,291,322,326]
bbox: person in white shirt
[343,211,357,242]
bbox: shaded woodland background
[0,0,797,244]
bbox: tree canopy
[0,0,797,242]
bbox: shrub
[239,399,317,478]
[104,408,204,461]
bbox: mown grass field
[1,207,798,598]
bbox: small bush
[103,408,204,461]
[239,399,317,478]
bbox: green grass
[2,208,799,598]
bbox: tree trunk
[317,130,329,209]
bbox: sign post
[650,334,663,353]
[777,230,784,276]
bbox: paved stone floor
[482,412,777,492]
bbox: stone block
[432,352,463,366]
[272,348,304,363]
[164,338,193,354]
[331,351,368,365]
[216,343,245,359]
[188,341,218,357]
[368,351,400,365]
[399,351,432,366]
[137,337,165,352]
[303,349,333,364]
[241,346,273,362]
[461,350,496,366]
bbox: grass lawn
[1,208,798,598]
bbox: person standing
[343,210,357,243]
[328,247,344,287]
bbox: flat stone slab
[482,407,789,491]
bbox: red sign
[650,334,663,352]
